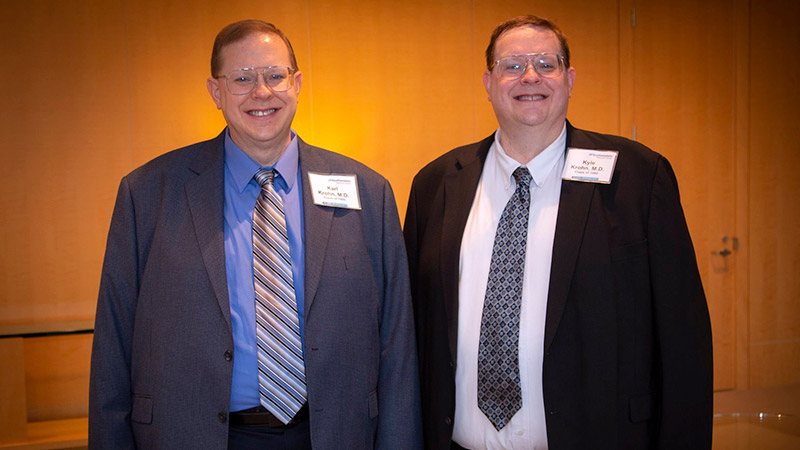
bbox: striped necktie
[252,168,306,424]
[477,166,532,430]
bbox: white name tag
[308,172,362,210]
[562,148,618,184]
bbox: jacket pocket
[629,392,654,423]
[131,395,154,424]
[368,388,379,419]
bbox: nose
[251,73,274,97]
[519,61,542,83]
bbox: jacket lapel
[185,132,231,330]
[296,139,335,318]
[441,136,492,361]
[544,124,596,351]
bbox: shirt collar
[492,124,567,190]
[224,129,300,193]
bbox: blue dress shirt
[222,130,305,411]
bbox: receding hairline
[210,20,298,77]
[217,31,287,64]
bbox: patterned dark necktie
[252,169,306,424]
[477,166,532,430]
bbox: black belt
[229,404,309,427]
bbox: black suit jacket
[403,123,713,449]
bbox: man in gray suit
[89,19,421,449]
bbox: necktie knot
[512,166,532,191]
[254,168,275,188]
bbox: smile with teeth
[249,108,277,116]
[515,94,546,101]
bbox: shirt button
[445,416,452,425]
[224,350,233,361]
[218,412,227,423]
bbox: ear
[207,77,222,109]
[483,70,492,101]
[566,66,576,98]
[293,71,303,96]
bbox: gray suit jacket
[89,131,421,449]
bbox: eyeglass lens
[226,66,293,95]
[496,54,563,79]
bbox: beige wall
[0,0,797,426]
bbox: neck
[235,134,291,167]
[499,121,564,164]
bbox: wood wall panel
[629,0,737,390]
[24,334,92,422]
[0,0,129,323]
[0,339,27,443]
[749,341,800,388]
[732,0,752,392]
[305,0,476,214]
[747,0,800,387]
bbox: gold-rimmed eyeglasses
[217,65,296,95]
[492,53,566,80]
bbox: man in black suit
[404,15,712,449]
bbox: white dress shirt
[453,126,566,450]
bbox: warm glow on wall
[0,0,625,325]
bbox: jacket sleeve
[89,177,138,449]
[376,179,423,449]
[402,178,424,357]
[647,156,714,448]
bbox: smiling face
[207,32,302,163]
[483,26,575,143]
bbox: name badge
[308,172,362,210]
[562,148,618,184]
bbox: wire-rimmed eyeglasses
[492,53,566,80]
[217,65,297,95]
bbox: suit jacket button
[218,412,227,423]
[224,350,233,361]
[445,417,452,425]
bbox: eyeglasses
[492,53,566,80]
[217,65,296,95]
